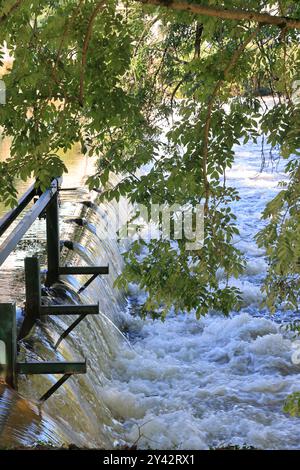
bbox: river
[1,132,300,449]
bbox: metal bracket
[59,265,109,294]
[54,314,87,350]
[78,273,99,294]
[39,373,73,402]
[19,257,101,340]
[0,302,87,396]
[17,360,87,402]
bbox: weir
[1,140,300,450]
[0,145,128,449]
[0,179,110,401]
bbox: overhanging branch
[79,0,107,106]
[133,0,300,29]
[0,0,24,24]
[201,25,263,213]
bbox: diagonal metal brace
[39,373,73,403]
[78,273,99,294]
[54,314,88,350]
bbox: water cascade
[1,139,300,450]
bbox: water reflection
[0,382,79,448]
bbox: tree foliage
[0,0,300,321]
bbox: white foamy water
[103,139,300,450]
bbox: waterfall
[2,136,300,450]
[0,145,130,449]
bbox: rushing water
[101,139,300,450]
[1,131,300,449]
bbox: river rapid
[1,131,300,450]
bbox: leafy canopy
[0,0,300,322]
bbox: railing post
[46,189,60,286]
[0,303,17,388]
[18,257,41,340]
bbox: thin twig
[79,0,107,106]
[133,0,300,30]
[55,0,85,67]
[201,25,262,214]
[0,0,24,24]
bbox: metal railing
[0,179,109,401]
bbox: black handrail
[0,183,37,238]
[0,177,110,399]
[0,178,61,268]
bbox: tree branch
[201,25,263,213]
[134,0,300,29]
[0,0,24,24]
[79,0,107,106]
[194,22,203,59]
[56,0,85,67]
